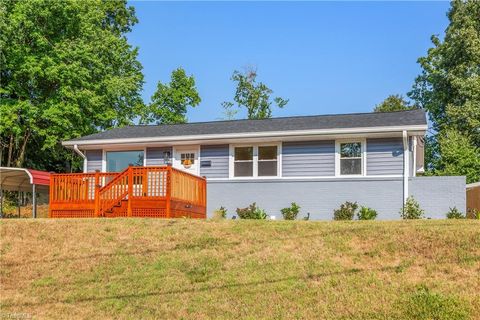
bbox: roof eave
[63,124,428,147]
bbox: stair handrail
[96,167,131,217]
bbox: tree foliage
[224,67,288,119]
[432,130,480,183]
[0,0,144,171]
[374,94,416,113]
[143,68,201,124]
[409,0,480,182]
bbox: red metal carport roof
[0,167,50,192]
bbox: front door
[173,146,199,176]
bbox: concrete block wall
[206,176,465,220]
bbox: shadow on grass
[5,265,399,308]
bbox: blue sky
[127,1,450,122]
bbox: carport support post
[17,189,21,218]
[0,188,3,218]
[32,184,37,219]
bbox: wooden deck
[49,166,207,219]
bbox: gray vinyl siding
[146,147,172,166]
[200,145,229,178]
[366,138,404,176]
[282,141,335,177]
[86,150,102,172]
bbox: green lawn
[1,219,479,319]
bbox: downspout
[73,144,87,173]
[412,136,417,177]
[402,131,409,205]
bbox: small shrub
[280,202,301,220]
[446,207,464,219]
[400,196,424,219]
[212,206,227,219]
[333,201,358,220]
[357,206,377,220]
[236,203,267,220]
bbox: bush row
[213,197,474,220]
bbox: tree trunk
[14,130,30,168]
[6,134,14,167]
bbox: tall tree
[224,67,288,119]
[143,68,201,124]
[433,130,480,183]
[374,94,415,112]
[409,0,480,182]
[0,0,144,171]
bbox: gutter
[73,144,87,172]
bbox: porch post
[94,170,100,217]
[32,184,37,219]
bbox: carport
[0,167,50,218]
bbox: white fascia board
[63,124,428,148]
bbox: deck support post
[166,167,172,218]
[127,165,133,217]
[94,170,100,217]
[48,176,53,218]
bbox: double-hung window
[234,147,254,177]
[258,146,278,176]
[233,145,279,177]
[337,141,363,176]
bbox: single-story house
[61,109,465,219]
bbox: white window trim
[229,143,282,179]
[335,138,367,177]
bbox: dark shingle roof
[67,109,427,142]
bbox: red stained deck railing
[49,166,206,219]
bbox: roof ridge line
[130,108,423,128]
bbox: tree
[430,130,480,183]
[374,94,415,112]
[220,101,238,120]
[143,68,201,124]
[224,67,288,119]
[0,0,144,171]
[409,0,480,182]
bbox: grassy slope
[1,219,479,320]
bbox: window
[258,146,278,176]
[233,145,279,177]
[106,150,144,172]
[180,153,195,165]
[339,142,362,175]
[234,147,253,177]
